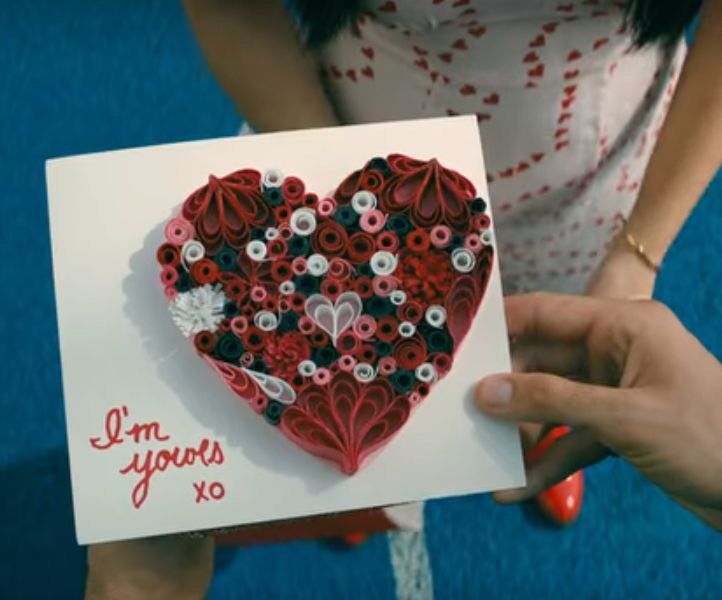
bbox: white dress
[318,0,685,293]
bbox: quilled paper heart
[157,154,494,474]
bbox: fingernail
[476,376,513,410]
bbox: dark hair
[291,0,700,48]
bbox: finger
[505,293,607,344]
[511,339,587,376]
[519,422,544,453]
[492,428,609,503]
[476,372,626,430]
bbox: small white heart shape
[305,291,363,347]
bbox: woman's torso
[318,0,684,293]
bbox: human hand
[85,535,214,600]
[476,293,722,531]
[586,242,657,300]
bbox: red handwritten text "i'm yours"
[89,405,225,509]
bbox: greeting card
[46,117,524,544]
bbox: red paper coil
[274,205,291,223]
[352,277,374,299]
[347,232,376,263]
[432,353,453,375]
[375,316,399,342]
[309,330,330,349]
[298,315,316,335]
[156,243,180,267]
[194,331,217,354]
[267,238,288,258]
[336,330,359,354]
[320,277,344,302]
[397,301,423,324]
[282,175,306,205]
[473,213,491,230]
[160,265,178,286]
[303,193,319,208]
[190,259,220,285]
[289,293,306,312]
[222,274,247,302]
[218,318,231,334]
[355,344,376,364]
[359,168,385,193]
[376,231,399,253]
[271,260,292,282]
[242,326,266,353]
[328,257,353,280]
[262,297,279,312]
[312,221,349,257]
[406,229,431,253]
[394,336,427,370]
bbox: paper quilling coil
[398,321,416,338]
[164,286,178,300]
[430,225,452,248]
[297,359,317,377]
[414,362,437,383]
[348,232,376,263]
[372,275,397,297]
[181,240,205,265]
[337,330,360,354]
[375,316,398,342]
[193,331,217,354]
[254,310,278,332]
[289,293,306,312]
[376,231,399,253]
[291,256,307,276]
[160,265,178,286]
[262,168,283,189]
[355,344,376,364]
[394,336,427,370]
[397,300,423,323]
[190,259,219,285]
[279,280,296,295]
[464,233,483,254]
[451,247,475,273]
[352,276,373,299]
[390,290,407,306]
[246,240,267,261]
[303,193,319,209]
[359,169,385,193]
[312,221,348,257]
[473,213,491,230]
[157,243,181,267]
[425,305,447,328]
[270,260,292,282]
[289,208,317,236]
[370,251,397,276]
[320,278,344,302]
[360,209,386,233]
[481,230,494,245]
[377,356,397,376]
[268,237,288,259]
[328,257,353,280]
[351,190,377,214]
[353,362,376,383]
[298,315,316,335]
[250,286,267,303]
[250,393,269,415]
[242,326,265,353]
[312,367,331,386]
[240,351,254,367]
[281,175,305,205]
[338,354,357,372]
[353,315,377,340]
[317,198,336,217]
[230,316,249,336]
[164,217,195,245]
[278,223,293,239]
[307,253,329,276]
[406,229,431,253]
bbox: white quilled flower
[169,283,227,337]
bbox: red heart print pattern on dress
[157,155,494,475]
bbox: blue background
[1,1,721,598]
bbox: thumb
[475,373,622,431]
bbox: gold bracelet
[622,227,660,273]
